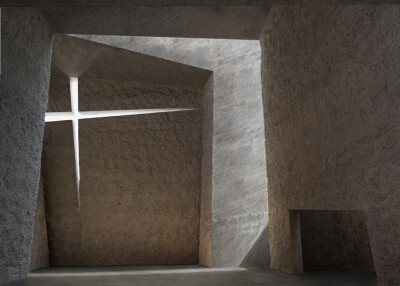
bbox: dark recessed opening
[299,210,375,272]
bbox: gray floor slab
[3,266,377,286]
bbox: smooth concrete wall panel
[0,8,52,284]
[261,5,400,285]
[29,174,50,271]
[78,36,269,267]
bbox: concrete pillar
[0,8,53,283]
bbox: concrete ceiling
[2,0,400,6]
[39,6,270,39]
[52,34,211,87]
[3,1,399,40]
[3,2,398,39]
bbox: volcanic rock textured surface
[261,5,400,285]
[0,8,53,284]
[29,175,50,271]
[42,76,204,266]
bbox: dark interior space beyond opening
[300,210,375,272]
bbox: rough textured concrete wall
[78,112,203,266]
[261,5,400,285]
[29,174,50,271]
[42,121,81,267]
[78,78,203,110]
[42,77,204,266]
[77,36,269,267]
[0,8,52,284]
[300,211,374,271]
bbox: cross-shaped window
[45,77,197,214]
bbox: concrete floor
[3,266,377,286]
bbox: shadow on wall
[240,225,270,267]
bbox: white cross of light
[45,77,197,215]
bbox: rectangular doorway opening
[299,210,375,272]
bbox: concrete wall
[42,77,204,266]
[29,174,50,271]
[0,8,53,284]
[199,76,213,267]
[78,78,203,110]
[42,121,80,266]
[78,36,269,267]
[261,5,400,285]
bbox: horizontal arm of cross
[45,108,199,122]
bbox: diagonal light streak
[45,108,198,122]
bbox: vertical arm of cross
[70,77,81,216]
